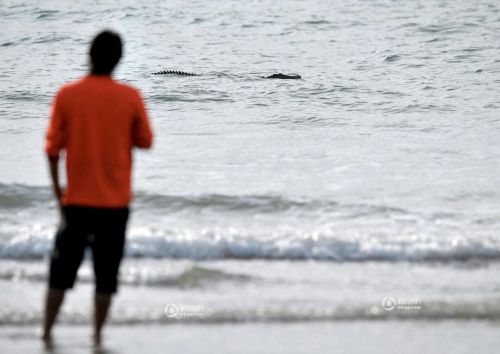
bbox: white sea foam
[1,225,499,262]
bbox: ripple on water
[384,54,401,62]
[34,9,59,19]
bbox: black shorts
[49,205,129,294]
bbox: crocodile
[152,70,301,79]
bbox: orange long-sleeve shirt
[44,75,153,207]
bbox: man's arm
[132,90,153,149]
[45,89,67,207]
[48,155,63,207]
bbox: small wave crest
[1,226,499,262]
[384,54,401,62]
[0,183,51,208]
[1,299,499,325]
[0,263,250,287]
[1,183,498,263]
[0,183,408,217]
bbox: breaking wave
[1,226,499,262]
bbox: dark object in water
[152,70,200,76]
[152,70,302,79]
[265,73,301,79]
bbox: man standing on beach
[41,30,153,345]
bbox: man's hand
[47,155,63,210]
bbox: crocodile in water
[152,70,301,79]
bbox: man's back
[45,75,152,207]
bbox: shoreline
[1,321,499,354]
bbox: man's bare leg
[42,288,65,341]
[93,292,112,346]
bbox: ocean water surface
[0,0,500,328]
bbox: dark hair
[89,30,122,75]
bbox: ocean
[1,0,500,352]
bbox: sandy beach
[1,321,500,354]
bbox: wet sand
[1,321,499,354]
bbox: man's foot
[93,332,102,347]
[39,327,51,341]
[39,329,54,350]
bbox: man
[41,30,153,345]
